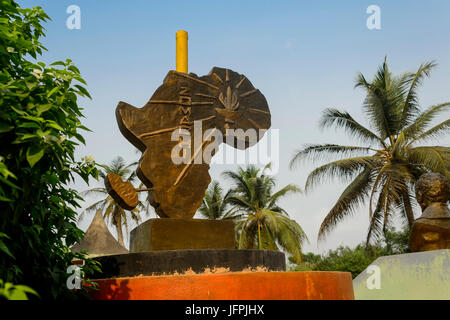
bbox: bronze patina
[409,172,450,252]
[105,173,139,211]
[108,67,271,218]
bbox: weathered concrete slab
[353,249,450,299]
[130,218,236,251]
[92,249,286,278]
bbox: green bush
[290,228,410,278]
[0,0,100,299]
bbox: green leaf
[36,129,51,138]
[0,232,11,239]
[74,76,87,85]
[17,122,40,129]
[74,85,91,99]
[79,125,92,132]
[11,106,26,115]
[0,122,13,133]
[46,87,60,98]
[26,145,44,168]
[68,65,80,74]
[0,239,15,259]
[8,289,28,300]
[25,81,37,90]
[14,133,39,142]
[0,195,13,202]
[73,132,86,144]
[46,121,64,131]
[0,175,20,189]
[36,104,52,115]
[19,113,45,123]
[13,285,39,297]
[50,61,65,66]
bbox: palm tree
[80,156,149,247]
[290,58,450,245]
[197,181,240,220]
[223,164,308,262]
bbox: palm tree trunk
[257,222,262,250]
[402,190,415,228]
[114,208,125,247]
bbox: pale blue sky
[19,0,450,253]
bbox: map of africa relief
[115,67,271,218]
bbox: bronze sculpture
[409,172,450,252]
[108,67,271,219]
[103,32,272,253]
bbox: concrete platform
[89,271,354,300]
[92,249,286,278]
[353,249,450,299]
[130,218,236,251]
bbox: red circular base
[89,271,354,300]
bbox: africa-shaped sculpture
[107,67,270,219]
[119,67,269,218]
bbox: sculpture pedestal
[130,218,235,251]
[353,249,450,299]
[92,249,286,277]
[89,271,354,300]
[90,219,354,300]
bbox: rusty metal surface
[105,173,139,211]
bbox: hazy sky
[19,0,450,254]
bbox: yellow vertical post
[176,30,188,73]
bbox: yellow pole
[176,30,188,73]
